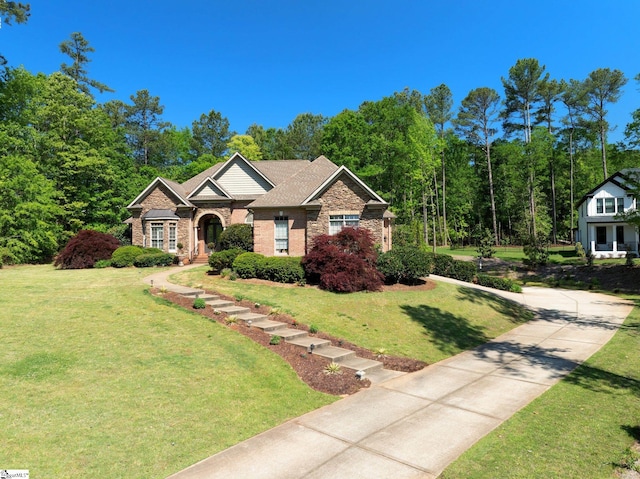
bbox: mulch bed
[153,288,427,396]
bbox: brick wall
[253,208,307,256]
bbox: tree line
[1,11,639,264]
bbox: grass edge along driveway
[440,296,640,479]
[0,265,335,478]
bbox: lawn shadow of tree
[471,339,640,397]
[455,286,534,324]
[400,304,489,355]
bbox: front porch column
[589,224,596,254]
[194,226,199,256]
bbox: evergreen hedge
[209,248,244,272]
[133,252,174,267]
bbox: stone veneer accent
[131,183,192,253]
[306,176,385,248]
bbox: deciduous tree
[227,134,262,160]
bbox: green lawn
[171,267,533,364]
[440,296,640,479]
[0,265,335,478]
[438,245,583,264]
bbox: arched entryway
[198,215,223,254]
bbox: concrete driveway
[163,274,634,479]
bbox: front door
[200,216,223,254]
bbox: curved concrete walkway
[152,268,634,479]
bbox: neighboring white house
[576,168,639,258]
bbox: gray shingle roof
[248,156,339,208]
[181,163,225,195]
[142,209,180,220]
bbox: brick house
[126,153,393,261]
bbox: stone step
[206,299,235,308]
[246,319,287,332]
[338,356,384,373]
[268,328,308,340]
[237,312,269,323]
[310,345,356,363]
[183,293,218,301]
[286,336,331,351]
[365,369,406,384]
[216,305,251,315]
[180,290,207,297]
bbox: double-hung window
[151,222,164,249]
[329,214,359,235]
[596,197,625,215]
[274,217,288,254]
[168,223,177,252]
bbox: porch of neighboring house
[587,222,639,258]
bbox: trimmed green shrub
[55,230,120,269]
[94,259,112,268]
[219,224,253,252]
[263,256,305,283]
[208,248,244,272]
[111,245,144,268]
[476,274,522,293]
[233,252,267,279]
[269,335,282,345]
[432,253,455,276]
[193,298,206,309]
[133,252,174,267]
[448,259,477,282]
[377,246,432,284]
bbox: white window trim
[594,197,625,215]
[151,222,164,250]
[274,216,289,255]
[168,223,177,252]
[329,214,360,235]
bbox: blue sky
[3,1,640,142]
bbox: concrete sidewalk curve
[158,271,634,479]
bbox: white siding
[587,182,628,216]
[216,160,271,195]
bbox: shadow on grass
[455,286,534,324]
[621,425,640,440]
[401,304,489,355]
[469,339,640,396]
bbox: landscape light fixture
[247,320,252,328]
[355,370,366,380]
[308,343,315,354]
[150,279,154,287]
